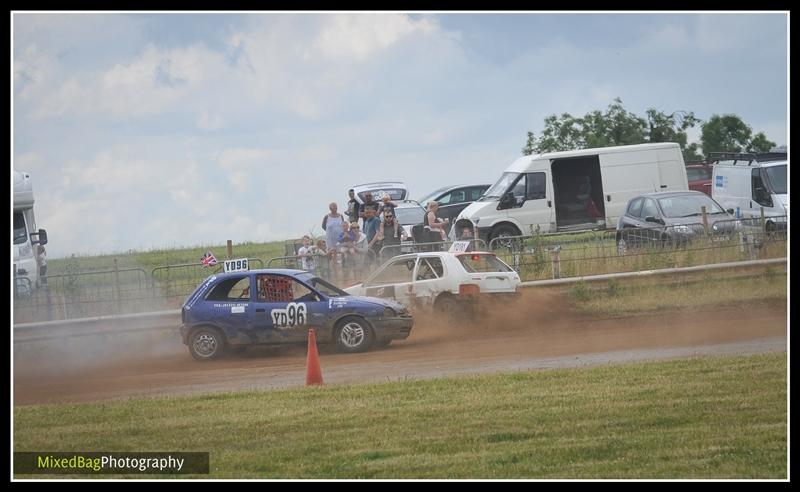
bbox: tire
[490,224,521,250]
[335,316,375,353]
[188,327,227,361]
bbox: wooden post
[550,246,561,279]
[701,206,709,237]
[227,240,233,260]
[114,258,122,315]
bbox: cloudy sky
[12,12,788,258]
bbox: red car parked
[685,163,713,196]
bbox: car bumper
[371,316,414,341]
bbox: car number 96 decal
[271,302,307,328]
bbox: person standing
[363,207,382,264]
[297,235,317,272]
[424,201,449,241]
[346,189,361,225]
[377,210,406,262]
[322,202,345,266]
[360,192,379,222]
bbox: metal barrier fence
[12,214,787,322]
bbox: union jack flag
[201,251,218,267]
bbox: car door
[250,274,325,343]
[412,256,445,308]
[363,256,417,306]
[638,198,665,247]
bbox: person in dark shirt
[346,189,360,225]
[360,192,379,221]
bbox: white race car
[344,251,520,318]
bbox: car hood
[343,295,406,311]
[457,200,498,223]
[665,214,733,227]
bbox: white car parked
[344,251,520,317]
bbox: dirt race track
[14,290,787,406]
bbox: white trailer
[455,142,688,243]
[13,171,48,295]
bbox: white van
[14,171,48,295]
[709,152,787,224]
[455,143,688,243]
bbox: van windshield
[764,165,787,194]
[481,172,519,200]
[14,212,28,245]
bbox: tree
[700,114,775,155]
[746,132,777,153]
[522,98,700,162]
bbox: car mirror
[644,216,663,225]
[30,229,48,246]
[726,208,734,215]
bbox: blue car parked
[180,269,414,360]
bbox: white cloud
[314,14,437,61]
[196,110,224,130]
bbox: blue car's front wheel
[335,316,374,353]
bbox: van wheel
[490,224,521,250]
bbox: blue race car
[180,269,414,360]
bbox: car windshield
[456,254,513,273]
[307,276,349,297]
[481,172,519,200]
[658,194,726,218]
[764,165,787,194]
[394,205,426,225]
[416,186,451,206]
[14,212,27,245]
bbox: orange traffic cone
[306,328,323,386]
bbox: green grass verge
[14,353,787,479]
[565,267,787,317]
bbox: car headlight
[383,307,396,318]
[673,225,692,234]
[712,223,719,231]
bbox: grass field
[14,353,787,479]
[564,266,787,317]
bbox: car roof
[210,268,311,280]
[384,251,495,261]
[630,190,709,200]
[416,183,490,201]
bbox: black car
[415,184,491,226]
[616,191,738,252]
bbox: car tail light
[459,284,480,295]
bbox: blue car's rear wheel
[188,327,227,361]
[335,316,374,353]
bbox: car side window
[367,258,416,286]
[256,274,295,303]
[206,276,251,301]
[415,257,444,281]
[641,198,659,219]
[627,197,644,217]
[450,189,466,203]
[470,186,488,201]
[288,279,319,302]
[437,192,452,205]
[751,168,765,201]
[525,172,546,200]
